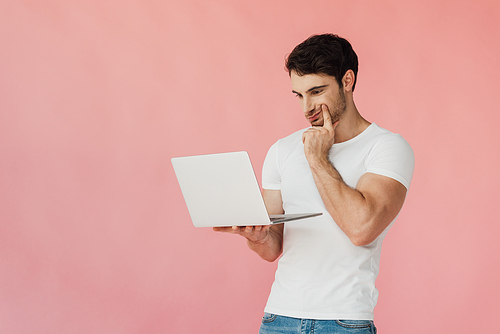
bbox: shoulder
[263,128,307,188]
[266,128,307,158]
[277,128,308,147]
[364,124,415,189]
[369,124,414,157]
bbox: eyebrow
[292,85,329,96]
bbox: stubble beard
[326,89,347,125]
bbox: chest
[279,144,369,207]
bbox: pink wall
[1,1,499,333]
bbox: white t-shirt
[262,123,415,320]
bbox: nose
[302,96,315,114]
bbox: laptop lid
[171,151,321,227]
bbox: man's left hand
[302,104,339,161]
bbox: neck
[334,101,371,143]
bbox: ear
[342,70,356,92]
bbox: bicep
[262,189,284,253]
[356,172,408,230]
[262,189,284,215]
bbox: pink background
[1,1,499,333]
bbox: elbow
[347,225,378,246]
[349,235,375,247]
[262,251,282,262]
[347,213,386,246]
[261,256,277,263]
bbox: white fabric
[261,123,414,320]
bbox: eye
[311,90,322,95]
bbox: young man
[214,34,414,334]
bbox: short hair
[285,34,359,91]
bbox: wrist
[307,154,331,171]
[308,155,344,182]
[247,232,270,246]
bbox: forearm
[213,190,285,261]
[248,189,285,261]
[246,225,283,262]
[308,157,375,245]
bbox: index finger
[321,104,333,129]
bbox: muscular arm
[303,105,407,246]
[213,189,284,262]
[309,159,407,246]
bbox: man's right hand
[213,189,285,262]
[213,225,272,244]
[213,223,284,262]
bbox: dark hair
[285,34,359,91]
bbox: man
[214,34,414,334]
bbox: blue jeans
[259,313,377,334]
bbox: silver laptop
[171,151,322,227]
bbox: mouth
[307,110,321,123]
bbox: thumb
[321,105,333,129]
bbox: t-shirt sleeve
[365,134,415,189]
[262,141,282,190]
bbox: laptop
[171,151,322,227]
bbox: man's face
[290,71,346,127]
